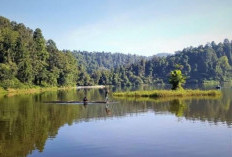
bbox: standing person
[83,96,88,102]
[105,88,109,102]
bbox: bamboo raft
[44,101,117,104]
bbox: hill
[72,51,146,73]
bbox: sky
[1,0,232,56]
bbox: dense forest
[71,39,232,86]
[73,51,145,73]
[0,16,232,89]
[0,16,78,89]
[114,39,232,85]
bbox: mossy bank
[113,89,222,98]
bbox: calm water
[0,86,231,157]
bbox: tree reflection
[169,99,188,117]
[0,88,231,157]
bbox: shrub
[169,70,186,90]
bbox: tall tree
[169,70,186,90]
[32,28,49,85]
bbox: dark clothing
[105,90,109,102]
[83,97,88,102]
[105,90,108,98]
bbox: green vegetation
[0,16,78,90]
[1,15,232,89]
[73,51,145,74]
[113,89,221,98]
[73,38,232,86]
[202,80,220,85]
[5,86,76,96]
[113,95,221,103]
[0,87,6,94]
[169,70,186,90]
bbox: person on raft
[83,96,88,102]
[105,89,109,102]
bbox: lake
[0,86,231,157]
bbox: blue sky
[1,0,232,56]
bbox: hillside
[72,51,146,73]
[0,16,78,88]
[114,41,232,85]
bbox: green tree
[215,56,231,80]
[169,70,186,90]
[0,63,15,80]
[0,27,18,63]
[15,37,33,83]
[32,28,49,85]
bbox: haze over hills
[155,53,172,57]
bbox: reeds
[113,89,221,98]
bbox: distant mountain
[155,53,173,57]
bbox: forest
[0,16,232,89]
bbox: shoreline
[77,85,106,89]
[0,85,107,96]
[0,86,77,96]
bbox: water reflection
[0,87,231,157]
[169,99,188,117]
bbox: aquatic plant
[113,89,221,98]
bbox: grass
[0,86,77,96]
[113,95,221,103]
[202,80,220,85]
[0,87,7,94]
[113,89,222,98]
